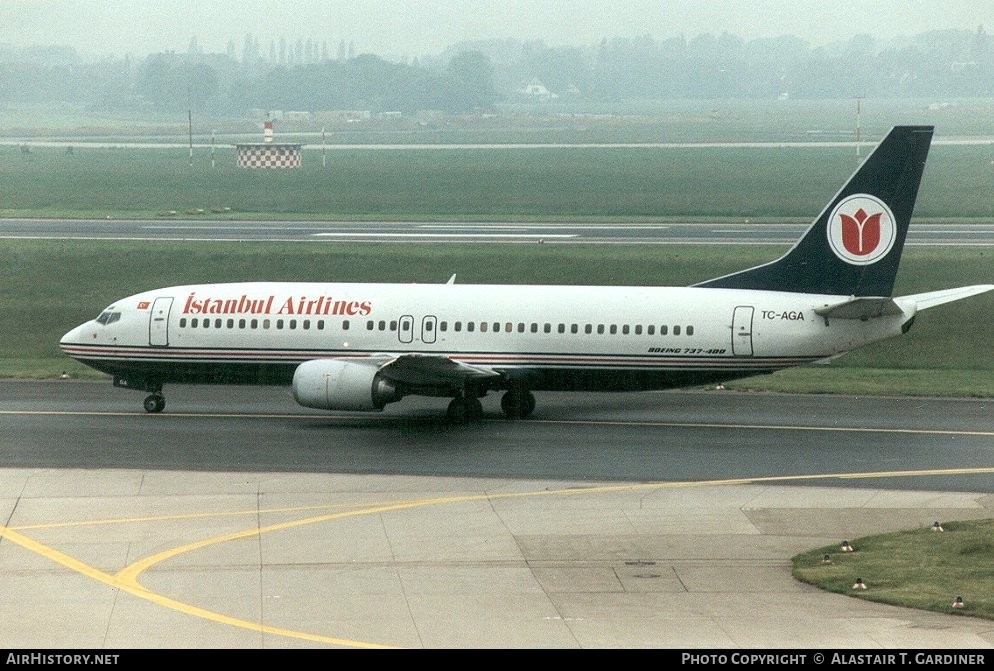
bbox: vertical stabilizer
[695,125,933,296]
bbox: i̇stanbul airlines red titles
[60,126,993,422]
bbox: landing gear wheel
[501,389,535,419]
[446,396,483,423]
[466,397,484,421]
[143,394,165,414]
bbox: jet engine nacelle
[292,359,402,411]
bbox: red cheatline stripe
[60,345,815,369]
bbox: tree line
[1,27,991,118]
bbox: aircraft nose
[60,322,92,348]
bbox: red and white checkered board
[236,147,302,169]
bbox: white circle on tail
[826,194,897,266]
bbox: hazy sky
[2,0,989,59]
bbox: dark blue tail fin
[695,125,933,296]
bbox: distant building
[313,110,372,124]
[517,78,558,101]
[284,110,312,121]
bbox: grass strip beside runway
[2,142,993,222]
[2,240,991,396]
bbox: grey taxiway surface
[1,380,993,649]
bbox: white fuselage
[60,281,910,393]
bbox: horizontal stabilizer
[896,284,994,311]
[814,297,904,320]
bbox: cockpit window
[95,311,121,325]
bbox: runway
[2,217,994,246]
[1,380,993,648]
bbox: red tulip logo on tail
[827,194,897,265]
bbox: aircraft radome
[60,126,993,422]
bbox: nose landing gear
[114,376,166,413]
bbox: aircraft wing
[374,353,500,386]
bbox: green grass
[2,142,993,221]
[724,367,994,397]
[793,519,994,620]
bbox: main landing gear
[501,388,535,419]
[446,395,484,423]
[445,388,537,423]
[143,393,166,414]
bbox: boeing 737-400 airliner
[60,126,993,421]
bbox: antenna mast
[855,96,863,162]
